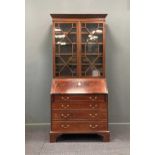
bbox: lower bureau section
[51,121,108,132]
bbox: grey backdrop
[26,0,130,124]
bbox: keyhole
[77,82,81,86]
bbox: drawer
[53,95,105,102]
[52,110,107,121]
[52,121,108,131]
[52,101,107,110]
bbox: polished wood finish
[52,121,107,131]
[51,78,108,94]
[52,101,106,110]
[50,79,110,142]
[50,14,110,142]
[52,110,107,121]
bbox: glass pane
[86,23,98,31]
[54,23,77,77]
[56,44,77,55]
[81,23,103,77]
[55,55,77,76]
[60,23,72,32]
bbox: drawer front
[52,110,107,121]
[53,95,105,102]
[52,101,106,110]
[52,121,108,131]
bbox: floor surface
[25,124,130,155]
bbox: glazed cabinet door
[53,22,78,77]
[80,22,105,77]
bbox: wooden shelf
[81,32,103,34]
[55,32,77,34]
[56,63,77,66]
[56,71,77,74]
[55,43,77,45]
[82,42,103,44]
[82,53,103,56]
[56,53,77,56]
[81,32,90,34]
[81,71,102,74]
[82,63,103,66]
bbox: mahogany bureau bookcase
[50,14,110,142]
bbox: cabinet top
[51,78,108,94]
[50,14,108,19]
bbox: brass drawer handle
[61,104,70,108]
[61,124,70,128]
[61,96,70,100]
[61,113,70,118]
[89,104,98,109]
[89,124,98,129]
[89,113,98,118]
[89,96,97,101]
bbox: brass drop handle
[89,96,97,101]
[89,124,98,129]
[89,113,98,118]
[61,124,70,128]
[89,104,98,109]
[94,96,97,99]
[61,104,70,108]
[61,96,70,100]
[61,113,70,118]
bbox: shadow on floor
[57,134,103,142]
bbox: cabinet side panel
[52,21,56,77]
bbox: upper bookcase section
[50,14,108,19]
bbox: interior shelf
[81,53,103,56]
[82,42,103,44]
[82,63,103,66]
[56,63,77,66]
[56,53,77,56]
